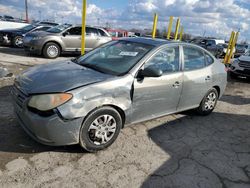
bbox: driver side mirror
[62,31,70,37]
[138,66,163,78]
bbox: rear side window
[86,27,98,36]
[205,52,214,66]
[67,27,81,35]
[183,46,206,71]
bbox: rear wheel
[43,42,60,59]
[79,107,122,152]
[197,88,218,115]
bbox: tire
[79,106,122,152]
[12,36,23,48]
[42,42,60,59]
[197,88,218,115]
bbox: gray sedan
[12,37,227,152]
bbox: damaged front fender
[57,74,135,124]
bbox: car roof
[119,37,178,47]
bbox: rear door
[85,27,100,51]
[62,26,81,51]
[177,45,211,111]
[131,45,183,123]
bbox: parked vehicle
[23,24,112,58]
[235,44,248,58]
[0,24,52,48]
[229,50,250,78]
[106,29,128,40]
[12,38,227,152]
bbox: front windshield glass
[22,25,35,32]
[77,40,154,76]
[46,24,72,33]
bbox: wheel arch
[213,85,220,97]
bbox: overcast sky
[0,0,250,42]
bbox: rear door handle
[173,81,180,88]
[205,76,211,81]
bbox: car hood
[15,61,113,94]
[239,56,250,62]
[0,28,23,34]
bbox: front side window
[145,46,180,73]
[183,46,206,71]
[66,27,81,35]
[76,41,153,75]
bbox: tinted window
[67,27,81,35]
[183,46,205,70]
[86,27,98,36]
[205,53,214,65]
[98,29,108,36]
[145,46,180,73]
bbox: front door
[62,26,81,52]
[131,45,183,123]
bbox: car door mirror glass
[139,66,163,78]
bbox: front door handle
[205,76,211,81]
[173,81,180,88]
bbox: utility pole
[25,0,28,23]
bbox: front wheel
[43,42,60,59]
[13,36,23,48]
[197,88,218,115]
[79,107,122,152]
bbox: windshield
[77,40,154,76]
[46,24,71,33]
[21,25,35,32]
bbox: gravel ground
[0,47,249,188]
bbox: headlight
[28,93,72,111]
[32,36,42,40]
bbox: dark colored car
[229,50,250,78]
[0,24,52,48]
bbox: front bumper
[230,63,250,77]
[11,87,83,146]
[23,38,43,55]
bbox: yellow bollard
[167,16,173,40]
[224,31,235,64]
[174,18,180,40]
[179,26,184,41]
[81,0,87,55]
[227,32,239,64]
[152,13,158,39]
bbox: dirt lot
[0,47,249,188]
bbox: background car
[229,50,250,79]
[0,24,52,48]
[235,44,248,58]
[12,38,227,152]
[23,24,112,58]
